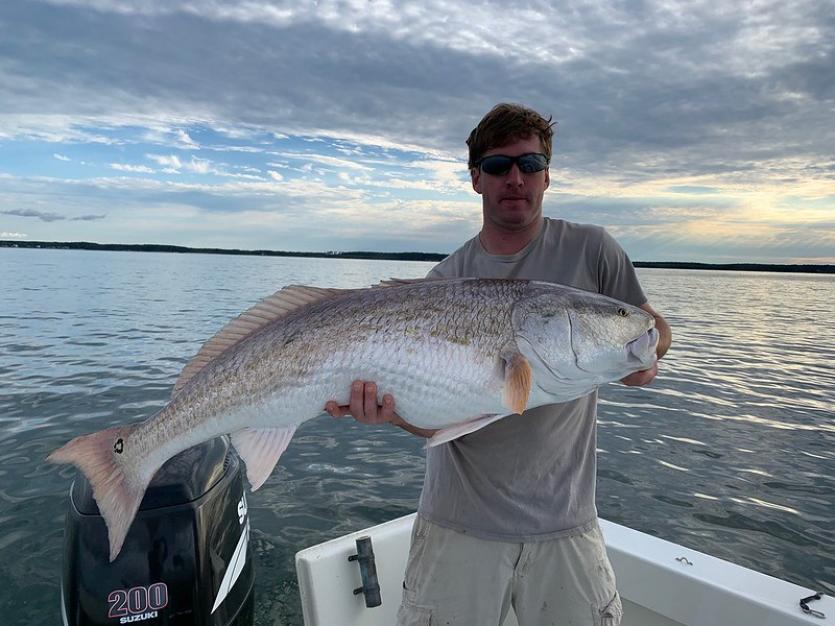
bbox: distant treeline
[0,240,446,262]
[631,261,834,274]
[2,240,833,273]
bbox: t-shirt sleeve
[426,255,457,279]
[426,265,446,279]
[597,228,647,306]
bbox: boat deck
[296,513,834,626]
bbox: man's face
[471,135,550,233]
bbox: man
[326,103,672,626]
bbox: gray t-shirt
[418,217,647,541]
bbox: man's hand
[325,380,438,438]
[325,380,405,426]
[620,361,658,387]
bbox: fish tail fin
[48,424,151,561]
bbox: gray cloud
[2,208,66,222]
[1,206,104,222]
[1,0,832,182]
[71,213,106,221]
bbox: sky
[0,0,833,263]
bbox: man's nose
[505,163,524,184]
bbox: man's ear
[544,168,550,190]
[471,168,482,194]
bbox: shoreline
[2,240,833,273]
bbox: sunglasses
[476,152,549,176]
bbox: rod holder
[348,536,382,608]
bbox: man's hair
[466,103,556,169]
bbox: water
[0,247,833,624]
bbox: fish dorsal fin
[172,285,346,397]
[373,276,453,289]
[503,352,532,415]
[231,425,298,490]
[374,277,427,288]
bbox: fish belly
[238,338,508,431]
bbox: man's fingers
[381,394,406,426]
[325,401,348,418]
[381,394,395,419]
[331,381,396,425]
[364,382,379,421]
[621,363,658,387]
[349,380,365,420]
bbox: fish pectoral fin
[427,413,512,447]
[231,425,297,491]
[503,351,532,415]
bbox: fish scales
[120,281,519,464]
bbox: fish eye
[617,307,628,317]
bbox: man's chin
[500,205,536,221]
[496,214,541,231]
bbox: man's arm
[325,380,438,438]
[620,302,671,387]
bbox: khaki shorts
[396,515,623,626]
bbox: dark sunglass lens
[479,154,547,175]
[517,154,548,173]
[480,156,512,175]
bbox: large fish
[48,278,658,560]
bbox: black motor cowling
[60,437,254,625]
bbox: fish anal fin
[231,425,297,491]
[427,413,511,447]
[503,352,532,415]
[172,285,348,397]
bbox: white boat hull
[296,513,833,626]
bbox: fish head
[567,293,657,377]
[513,283,658,390]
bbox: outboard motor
[60,437,255,625]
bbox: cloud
[1,231,27,238]
[144,154,220,175]
[53,153,70,161]
[2,208,66,222]
[175,128,198,148]
[268,152,374,172]
[3,0,830,176]
[111,163,155,173]
[71,213,106,221]
[185,156,211,174]
[146,154,183,170]
[1,204,103,224]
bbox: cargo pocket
[402,516,433,594]
[592,590,623,626]
[396,597,432,626]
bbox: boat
[296,512,834,626]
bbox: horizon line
[1,240,833,272]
